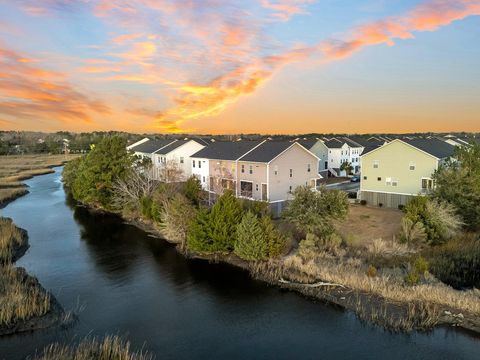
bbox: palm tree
[340,161,353,176]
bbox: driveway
[325,181,360,193]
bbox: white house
[323,138,364,176]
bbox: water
[0,167,479,359]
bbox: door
[261,183,268,201]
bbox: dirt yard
[335,204,403,246]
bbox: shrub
[140,196,161,221]
[404,197,462,245]
[427,234,480,289]
[234,212,268,261]
[400,217,426,244]
[405,271,420,286]
[239,199,270,218]
[398,204,405,211]
[183,176,203,206]
[298,233,318,260]
[161,194,197,248]
[187,191,243,253]
[414,256,429,275]
[283,185,348,240]
[366,265,377,278]
[347,192,357,199]
[260,216,285,258]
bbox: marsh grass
[0,265,51,327]
[0,217,27,263]
[0,154,78,204]
[32,335,154,360]
[250,253,480,323]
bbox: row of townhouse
[191,140,322,215]
[359,138,456,208]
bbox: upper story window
[249,165,253,174]
[199,161,202,169]
[373,160,379,169]
[409,162,415,171]
[241,164,245,173]
[290,169,293,178]
[274,165,278,175]
[193,160,196,168]
[180,157,184,164]
[307,164,311,173]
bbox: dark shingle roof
[402,138,455,159]
[130,139,176,154]
[191,141,263,161]
[156,140,188,154]
[361,144,383,156]
[298,139,317,150]
[323,139,344,149]
[239,141,294,162]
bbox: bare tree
[112,166,158,210]
[156,159,184,183]
[208,162,236,205]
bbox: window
[392,178,399,187]
[193,160,196,168]
[241,164,245,173]
[274,165,278,175]
[255,184,259,192]
[289,169,293,178]
[249,165,253,174]
[422,178,434,192]
[202,176,205,182]
[386,177,392,186]
[180,157,184,164]
[409,162,415,171]
[307,164,311,172]
[289,185,292,192]
[363,176,367,180]
[199,161,201,169]
[240,181,253,198]
[377,177,381,181]
[373,160,379,169]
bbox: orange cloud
[0,46,109,124]
[151,0,480,132]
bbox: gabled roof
[239,141,295,162]
[361,144,382,156]
[156,140,189,155]
[191,140,263,161]
[297,139,318,150]
[323,139,344,149]
[130,139,176,154]
[402,138,455,159]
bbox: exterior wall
[359,191,415,208]
[268,144,319,202]
[310,141,329,171]
[208,159,238,194]
[236,161,268,201]
[152,140,205,181]
[191,157,209,190]
[328,148,342,169]
[360,140,439,198]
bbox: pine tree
[260,216,285,257]
[234,212,268,261]
[187,208,213,252]
[209,190,244,252]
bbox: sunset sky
[0,0,479,134]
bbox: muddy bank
[0,222,66,336]
[0,268,66,337]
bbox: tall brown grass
[0,265,51,326]
[0,217,27,263]
[32,335,154,360]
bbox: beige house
[359,139,455,208]
[191,140,321,215]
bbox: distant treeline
[1,130,478,155]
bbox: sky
[0,0,479,135]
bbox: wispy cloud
[0,46,109,124]
[260,0,315,21]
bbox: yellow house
[359,139,455,208]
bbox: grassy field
[0,154,79,206]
